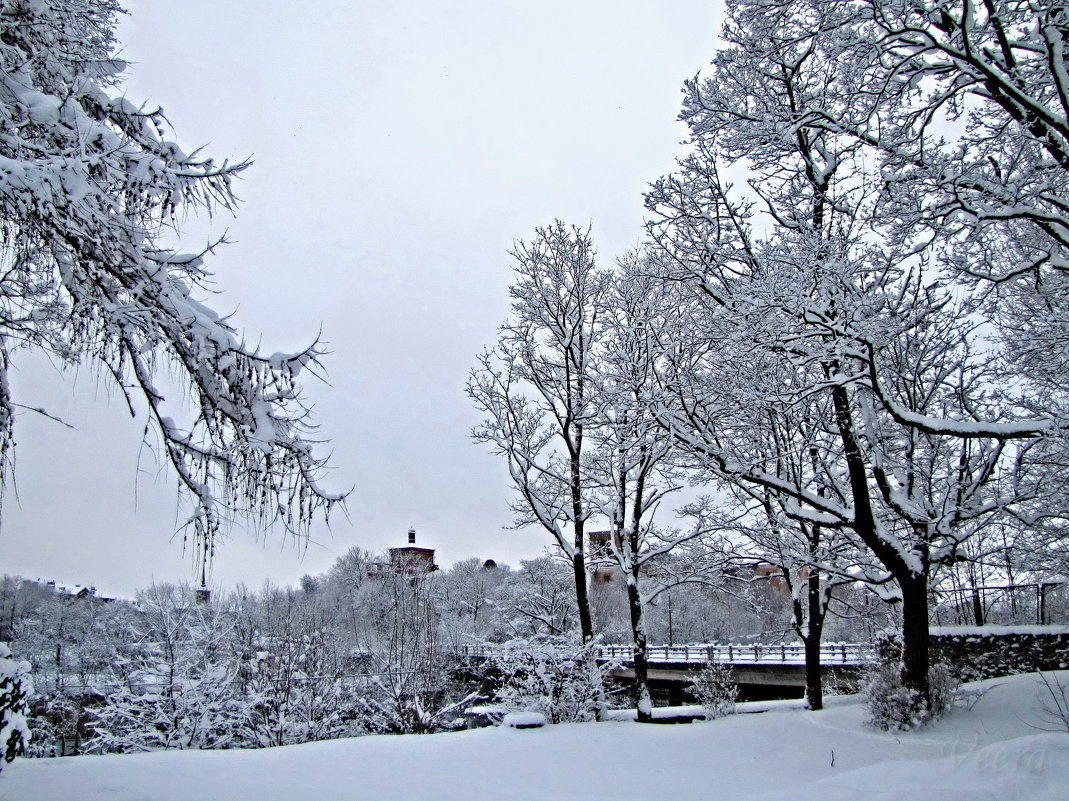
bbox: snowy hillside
[2,672,1066,801]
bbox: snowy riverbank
[2,672,1067,801]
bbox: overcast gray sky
[0,0,723,598]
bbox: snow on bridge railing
[596,642,872,666]
[455,642,873,666]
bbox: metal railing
[455,642,872,666]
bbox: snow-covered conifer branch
[0,0,344,563]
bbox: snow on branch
[0,0,344,560]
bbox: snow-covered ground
[2,672,1067,801]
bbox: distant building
[38,579,113,602]
[588,529,619,584]
[717,562,811,596]
[370,528,439,576]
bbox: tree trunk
[570,437,594,642]
[626,577,653,722]
[803,568,824,711]
[572,546,594,643]
[971,587,985,627]
[830,384,932,709]
[899,571,930,706]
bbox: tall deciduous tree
[0,0,342,562]
[589,254,707,720]
[468,221,607,642]
[644,0,1049,719]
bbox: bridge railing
[455,642,872,666]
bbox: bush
[353,662,478,735]
[864,661,959,731]
[25,693,95,757]
[490,637,609,724]
[687,662,737,719]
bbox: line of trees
[1,560,490,753]
[4,536,1063,754]
[470,0,1069,724]
[3,539,882,753]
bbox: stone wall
[929,625,1069,682]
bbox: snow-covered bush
[353,671,477,736]
[864,664,920,730]
[864,662,959,731]
[490,637,609,724]
[864,632,959,730]
[91,662,244,752]
[687,662,737,719]
[24,692,96,757]
[239,630,365,745]
[88,585,245,752]
[0,643,32,770]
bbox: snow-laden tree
[643,0,1050,719]
[468,221,609,642]
[645,0,913,708]
[352,570,476,734]
[436,557,511,648]
[495,556,578,638]
[470,227,721,718]
[0,0,342,561]
[586,253,717,719]
[848,0,1069,531]
[232,588,357,747]
[856,0,1069,294]
[679,390,873,711]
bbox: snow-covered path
[2,673,1066,801]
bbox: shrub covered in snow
[352,664,478,736]
[864,662,959,730]
[24,692,97,757]
[490,637,610,724]
[864,635,959,730]
[687,662,737,719]
[0,643,32,770]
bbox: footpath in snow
[2,672,1067,801]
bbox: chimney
[408,528,416,545]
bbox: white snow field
[2,672,1067,801]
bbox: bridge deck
[457,642,871,667]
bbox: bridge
[456,642,872,693]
